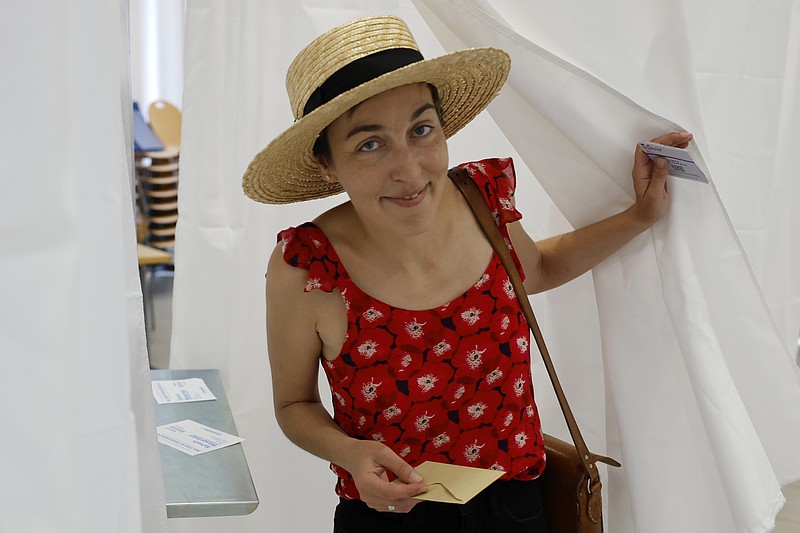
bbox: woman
[243,15,691,532]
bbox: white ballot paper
[638,141,709,183]
[157,419,245,456]
[152,378,217,404]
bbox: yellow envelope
[406,461,505,504]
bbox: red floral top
[279,158,546,500]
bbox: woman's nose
[387,142,419,182]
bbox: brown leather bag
[449,167,621,533]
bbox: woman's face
[315,83,450,236]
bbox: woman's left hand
[629,131,693,228]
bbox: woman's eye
[358,140,379,152]
[413,125,433,137]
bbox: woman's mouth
[385,184,428,207]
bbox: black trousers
[333,478,548,533]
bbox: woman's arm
[510,131,691,294]
[265,244,427,511]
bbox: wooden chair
[136,148,180,250]
[148,99,182,148]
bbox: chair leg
[140,266,157,334]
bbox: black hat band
[302,48,424,117]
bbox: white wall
[130,0,185,118]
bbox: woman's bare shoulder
[312,201,355,240]
[266,242,307,295]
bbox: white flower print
[405,318,426,339]
[499,196,514,212]
[501,315,510,331]
[486,368,503,385]
[399,446,411,458]
[463,440,485,463]
[414,411,435,432]
[467,401,488,420]
[513,376,527,398]
[526,405,535,418]
[416,373,438,393]
[401,353,413,368]
[371,432,385,443]
[453,385,466,400]
[357,340,379,360]
[360,378,382,402]
[466,346,485,370]
[475,273,490,289]
[503,412,514,427]
[432,433,451,448]
[516,337,529,353]
[514,430,529,449]
[305,278,322,291]
[433,339,452,356]
[312,238,322,248]
[281,238,289,253]
[334,392,346,407]
[383,404,402,420]
[503,279,515,300]
[363,307,384,322]
[489,463,506,472]
[461,307,482,326]
[357,415,366,428]
[340,288,350,311]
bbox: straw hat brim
[242,47,510,204]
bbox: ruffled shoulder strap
[277,223,344,293]
[457,157,526,280]
[457,157,522,227]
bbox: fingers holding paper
[630,131,693,227]
[347,440,428,513]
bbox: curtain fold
[413,1,800,532]
[686,0,800,357]
[0,1,167,532]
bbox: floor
[143,269,800,531]
[776,481,800,532]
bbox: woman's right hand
[346,439,428,513]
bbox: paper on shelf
[152,378,217,404]
[157,419,244,456]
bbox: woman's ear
[314,154,338,183]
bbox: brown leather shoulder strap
[448,166,620,479]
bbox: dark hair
[312,83,444,162]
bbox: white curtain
[687,0,800,359]
[415,2,800,532]
[173,1,800,532]
[0,1,167,532]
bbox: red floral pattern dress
[279,158,546,500]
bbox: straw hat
[242,15,510,204]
